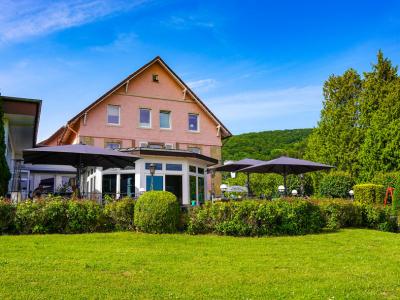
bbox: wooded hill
[222,128,312,161]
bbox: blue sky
[1,0,400,141]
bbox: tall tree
[0,97,11,196]
[305,69,362,176]
[358,51,400,180]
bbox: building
[41,57,231,205]
[2,95,76,200]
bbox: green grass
[0,230,400,299]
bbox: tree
[0,97,11,196]
[358,51,400,180]
[305,68,362,177]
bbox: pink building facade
[42,57,231,204]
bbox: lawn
[0,230,400,299]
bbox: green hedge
[188,199,398,235]
[104,197,135,231]
[312,199,396,231]
[353,184,385,204]
[134,191,180,233]
[319,172,354,198]
[0,198,16,233]
[0,196,397,236]
[187,199,325,236]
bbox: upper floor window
[188,113,199,132]
[139,108,151,128]
[160,111,171,129]
[107,105,120,125]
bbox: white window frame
[188,146,201,154]
[188,113,200,132]
[107,104,120,125]
[159,110,171,129]
[139,108,152,128]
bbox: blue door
[146,176,163,191]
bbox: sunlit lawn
[0,229,399,299]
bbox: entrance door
[166,175,183,205]
[120,174,135,198]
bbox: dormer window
[152,74,159,82]
[107,105,120,125]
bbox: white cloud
[206,85,323,123]
[90,33,140,52]
[163,15,215,30]
[187,78,216,92]
[0,0,149,44]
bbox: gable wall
[77,62,222,157]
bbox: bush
[319,172,354,198]
[134,191,180,233]
[353,184,385,204]
[66,200,104,233]
[311,198,397,232]
[0,199,16,234]
[372,172,400,188]
[40,197,68,233]
[15,200,44,234]
[104,197,135,231]
[187,199,325,236]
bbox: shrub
[134,191,180,233]
[372,172,400,188]
[353,184,385,204]
[15,200,44,234]
[187,200,324,236]
[319,172,354,198]
[0,199,16,234]
[40,197,68,233]
[66,200,104,233]
[104,197,135,231]
[315,199,363,230]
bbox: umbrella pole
[246,172,251,197]
[283,171,287,196]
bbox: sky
[1,0,400,142]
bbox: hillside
[222,128,312,161]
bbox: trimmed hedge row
[0,196,136,234]
[0,195,398,236]
[0,192,179,235]
[353,184,385,204]
[187,199,324,236]
[187,199,398,235]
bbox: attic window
[152,74,159,82]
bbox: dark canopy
[240,156,334,175]
[240,156,334,195]
[210,158,267,172]
[23,144,139,169]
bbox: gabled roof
[66,56,231,138]
[37,126,66,146]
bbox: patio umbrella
[23,144,140,196]
[239,156,334,195]
[209,158,267,196]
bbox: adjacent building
[41,57,231,205]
